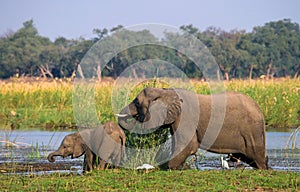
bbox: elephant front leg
[168,150,190,169]
[83,150,94,172]
[168,134,198,169]
[99,158,106,170]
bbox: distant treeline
[0,19,299,80]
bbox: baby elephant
[47,122,126,172]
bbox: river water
[0,129,299,173]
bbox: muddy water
[0,130,299,174]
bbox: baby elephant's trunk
[47,151,61,162]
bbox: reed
[222,78,300,129]
[0,78,299,130]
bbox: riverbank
[0,77,299,130]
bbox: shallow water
[0,130,72,149]
[0,129,299,173]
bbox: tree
[252,19,300,78]
[0,19,55,78]
[59,38,93,78]
[1,19,300,79]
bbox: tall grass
[0,78,299,130]
[0,78,74,129]
[224,78,300,129]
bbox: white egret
[220,156,230,170]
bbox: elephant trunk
[47,151,62,162]
[118,115,136,131]
[116,106,137,130]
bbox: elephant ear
[163,89,182,125]
[73,133,85,158]
[103,122,113,134]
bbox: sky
[1,0,300,41]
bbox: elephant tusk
[115,113,129,117]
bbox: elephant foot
[238,154,268,170]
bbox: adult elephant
[117,87,268,169]
[47,122,126,172]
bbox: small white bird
[136,164,155,170]
[220,156,230,170]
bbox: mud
[0,161,79,173]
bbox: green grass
[0,77,299,130]
[0,169,299,191]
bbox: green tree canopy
[0,19,299,79]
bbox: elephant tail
[261,113,269,169]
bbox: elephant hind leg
[246,159,267,169]
[237,153,268,169]
[251,156,268,170]
[246,148,268,169]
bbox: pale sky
[1,0,299,40]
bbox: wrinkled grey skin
[118,87,268,170]
[47,122,126,172]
